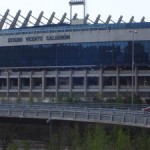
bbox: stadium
[0,1,150,102]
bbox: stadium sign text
[8,34,70,43]
[8,37,23,43]
[46,35,70,40]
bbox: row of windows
[0,41,149,68]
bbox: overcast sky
[1,0,150,24]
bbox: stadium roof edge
[0,9,147,30]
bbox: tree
[83,125,112,150]
[71,125,82,150]
[92,125,111,150]
[47,134,60,150]
[8,143,18,150]
[21,140,31,150]
[84,125,93,150]
[116,129,131,150]
[135,131,150,150]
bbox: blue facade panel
[0,22,150,68]
[0,41,149,68]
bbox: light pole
[129,30,137,105]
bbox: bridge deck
[0,104,149,128]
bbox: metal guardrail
[0,104,149,128]
[0,102,148,110]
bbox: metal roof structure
[0,9,146,30]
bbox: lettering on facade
[46,35,70,40]
[26,36,43,42]
[8,37,23,43]
[7,34,70,43]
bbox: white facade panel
[0,28,150,47]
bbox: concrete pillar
[135,66,138,95]
[116,67,119,96]
[55,70,58,99]
[6,71,10,101]
[69,70,72,96]
[30,71,33,98]
[144,77,146,86]
[99,67,103,95]
[18,71,21,100]
[84,70,87,98]
[112,78,115,86]
[42,70,45,100]
[127,77,130,87]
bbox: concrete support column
[30,71,33,98]
[144,77,146,86]
[18,71,21,100]
[42,70,45,100]
[6,71,10,101]
[112,78,115,86]
[84,70,87,98]
[116,67,119,96]
[127,77,130,87]
[135,66,138,95]
[55,70,58,99]
[99,67,103,96]
[69,70,72,96]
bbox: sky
[0,0,150,24]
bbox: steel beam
[0,9,10,29]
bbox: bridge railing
[0,105,149,128]
[0,102,148,111]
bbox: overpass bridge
[0,103,149,128]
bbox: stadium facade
[0,9,150,102]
